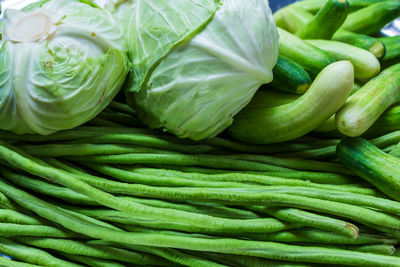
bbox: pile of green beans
[0,102,398,266]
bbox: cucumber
[337,137,400,201]
[314,116,337,132]
[281,6,313,33]
[228,61,354,144]
[278,28,336,77]
[298,0,384,13]
[336,63,400,137]
[314,81,364,133]
[246,90,298,108]
[273,7,287,28]
[306,39,380,80]
[270,56,312,94]
[379,36,400,61]
[296,0,350,39]
[341,0,400,35]
[332,30,386,60]
[364,105,400,137]
[389,142,400,158]
[350,80,364,95]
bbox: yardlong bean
[107,101,136,115]
[0,160,297,235]
[0,178,399,266]
[0,256,41,267]
[93,242,228,267]
[68,153,291,172]
[88,117,124,128]
[188,251,314,267]
[79,163,376,196]
[45,160,260,219]
[20,156,396,233]
[15,237,168,265]
[69,134,215,154]
[0,191,20,211]
[0,237,82,267]
[224,154,353,175]
[59,253,127,267]
[348,244,396,255]
[246,229,399,245]
[0,223,78,238]
[259,186,400,215]
[0,168,95,205]
[0,209,43,225]
[66,207,298,234]
[204,137,318,154]
[0,127,152,142]
[278,131,400,159]
[19,144,174,157]
[129,166,358,185]
[97,111,141,127]
[249,207,358,238]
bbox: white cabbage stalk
[0,0,129,135]
[123,0,279,140]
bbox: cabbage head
[0,0,129,135]
[123,0,279,140]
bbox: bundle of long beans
[0,101,399,266]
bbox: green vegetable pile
[0,0,399,266]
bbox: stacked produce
[0,0,399,266]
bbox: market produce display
[0,0,399,266]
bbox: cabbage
[0,0,129,135]
[123,0,279,140]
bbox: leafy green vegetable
[122,0,279,140]
[0,0,129,135]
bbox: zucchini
[270,56,312,94]
[336,63,400,137]
[337,137,400,201]
[378,36,400,61]
[281,6,313,33]
[306,39,380,80]
[341,0,400,35]
[298,0,384,13]
[296,0,350,40]
[228,61,354,144]
[332,30,386,60]
[278,28,336,77]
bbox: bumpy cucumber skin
[337,137,400,201]
[342,0,400,35]
[278,28,336,77]
[270,56,312,94]
[379,36,400,61]
[336,63,400,137]
[228,61,354,144]
[364,105,400,137]
[306,39,380,80]
[296,0,350,40]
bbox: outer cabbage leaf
[0,0,128,135]
[131,0,279,140]
[125,0,220,93]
